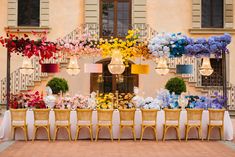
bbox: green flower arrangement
[165,77,186,95]
[46,77,69,94]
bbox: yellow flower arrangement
[96,93,114,109]
[99,30,140,63]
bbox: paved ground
[0,109,234,157]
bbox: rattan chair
[10,109,28,141]
[207,109,225,141]
[95,109,114,141]
[53,109,71,141]
[185,108,203,141]
[140,109,159,141]
[119,108,136,141]
[32,109,51,141]
[163,109,181,141]
[75,109,93,141]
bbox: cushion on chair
[98,121,112,125]
[12,120,25,126]
[210,120,223,125]
[165,120,179,125]
[188,120,201,125]
[55,120,69,125]
[142,120,156,125]
[34,120,49,125]
[77,120,91,125]
[120,121,134,125]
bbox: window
[201,59,223,86]
[100,0,131,38]
[201,0,224,28]
[18,0,40,26]
[90,59,138,93]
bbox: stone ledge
[189,28,235,34]
[4,26,51,33]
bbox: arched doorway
[90,58,139,93]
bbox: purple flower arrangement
[148,33,231,58]
[185,92,226,109]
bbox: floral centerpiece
[96,93,114,109]
[116,93,135,109]
[10,91,46,109]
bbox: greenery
[46,77,69,94]
[165,77,186,95]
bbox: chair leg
[23,127,28,141]
[220,127,224,141]
[95,126,99,142]
[140,126,145,142]
[11,127,15,140]
[176,127,181,141]
[32,127,37,141]
[75,126,80,141]
[152,127,158,142]
[207,126,211,141]
[53,127,58,141]
[162,126,167,141]
[200,126,203,141]
[119,126,122,142]
[110,126,113,142]
[47,126,51,142]
[89,126,93,141]
[132,126,136,141]
[66,127,72,141]
[185,126,189,141]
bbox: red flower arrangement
[10,91,46,109]
[0,31,59,63]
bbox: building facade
[0,0,235,110]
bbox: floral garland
[0,31,58,62]
[148,33,231,58]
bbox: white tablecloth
[0,109,233,140]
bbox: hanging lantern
[155,57,169,76]
[41,63,59,73]
[199,57,214,76]
[176,65,193,74]
[108,49,125,75]
[20,57,34,75]
[131,64,149,74]
[84,63,103,73]
[66,56,80,76]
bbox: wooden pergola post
[6,47,10,110]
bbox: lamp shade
[199,57,214,76]
[131,64,149,74]
[84,63,103,73]
[41,63,59,73]
[176,65,193,74]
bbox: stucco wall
[0,0,234,97]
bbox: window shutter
[84,0,99,24]
[7,0,17,27]
[224,0,233,28]
[40,0,49,27]
[132,0,146,24]
[192,0,201,28]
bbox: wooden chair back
[164,109,181,123]
[33,109,50,121]
[208,109,225,124]
[10,109,27,124]
[186,108,203,122]
[54,109,71,122]
[77,109,93,122]
[141,109,158,122]
[97,109,114,122]
[119,108,136,121]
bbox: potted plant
[165,77,186,95]
[46,77,69,95]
